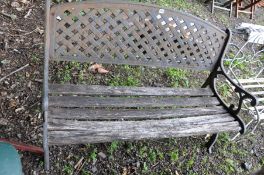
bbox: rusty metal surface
[48,1,228,70]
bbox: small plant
[89,148,97,162]
[148,148,157,163]
[221,158,236,174]
[157,149,164,160]
[170,149,179,162]
[217,14,230,26]
[260,157,264,166]
[224,60,231,67]
[260,54,264,61]
[142,162,148,172]
[233,60,247,70]
[63,164,74,175]
[201,156,208,165]
[31,54,40,63]
[81,170,91,175]
[218,84,231,98]
[58,65,72,83]
[165,68,189,87]
[78,70,85,82]
[108,141,119,155]
[109,76,140,86]
[39,160,44,167]
[139,146,148,158]
[186,157,195,170]
[218,133,232,152]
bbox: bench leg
[207,133,218,154]
[211,0,215,14]
[43,111,50,171]
[229,1,233,18]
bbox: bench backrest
[48,1,229,71]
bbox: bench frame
[225,40,264,139]
[43,0,258,170]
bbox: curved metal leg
[207,133,218,154]
[211,0,215,14]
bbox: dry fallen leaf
[122,167,128,175]
[0,118,8,126]
[15,107,25,113]
[205,134,211,140]
[11,2,20,8]
[9,99,17,108]
[36,26,44,35]
[24,9,32,18]
[97,67,109,74]
[25,71,30,77]
[88,63,109,74]
[20,0,30,4]
[11,1,25,11]
[88,63,101,72]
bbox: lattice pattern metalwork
[49,2,227,70]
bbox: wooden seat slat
[49,106,226,120]
[48,117,239,145]
[49,96,220,108]
[49,84,214,96]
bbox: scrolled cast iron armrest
[216,29,258,110]
[210,65,258,135]
[218,63,259,115]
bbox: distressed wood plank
[48,114,235,129]
[48,121,240,145]
[49,106,227,120]
[49,96,220,108]
[49,84,214,96]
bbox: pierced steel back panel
[49,1,228,70]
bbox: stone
[98,152,106,159]
[242,162,252,171]
[91,166,97,173]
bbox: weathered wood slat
[48,121,240,145]
[48,114,234,129]
[49,96,220,108]
[49,84,214,96]
[49,106,227,120]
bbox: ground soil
[0,0,263,175]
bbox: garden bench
[43,0,258,170]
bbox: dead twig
[9,28,37,37]
[24,9,32,18]
[0,27,28,33]
[0,64,29,82]
[74,157,85,175]
[0,11,17,20]
[0,118,8,126]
